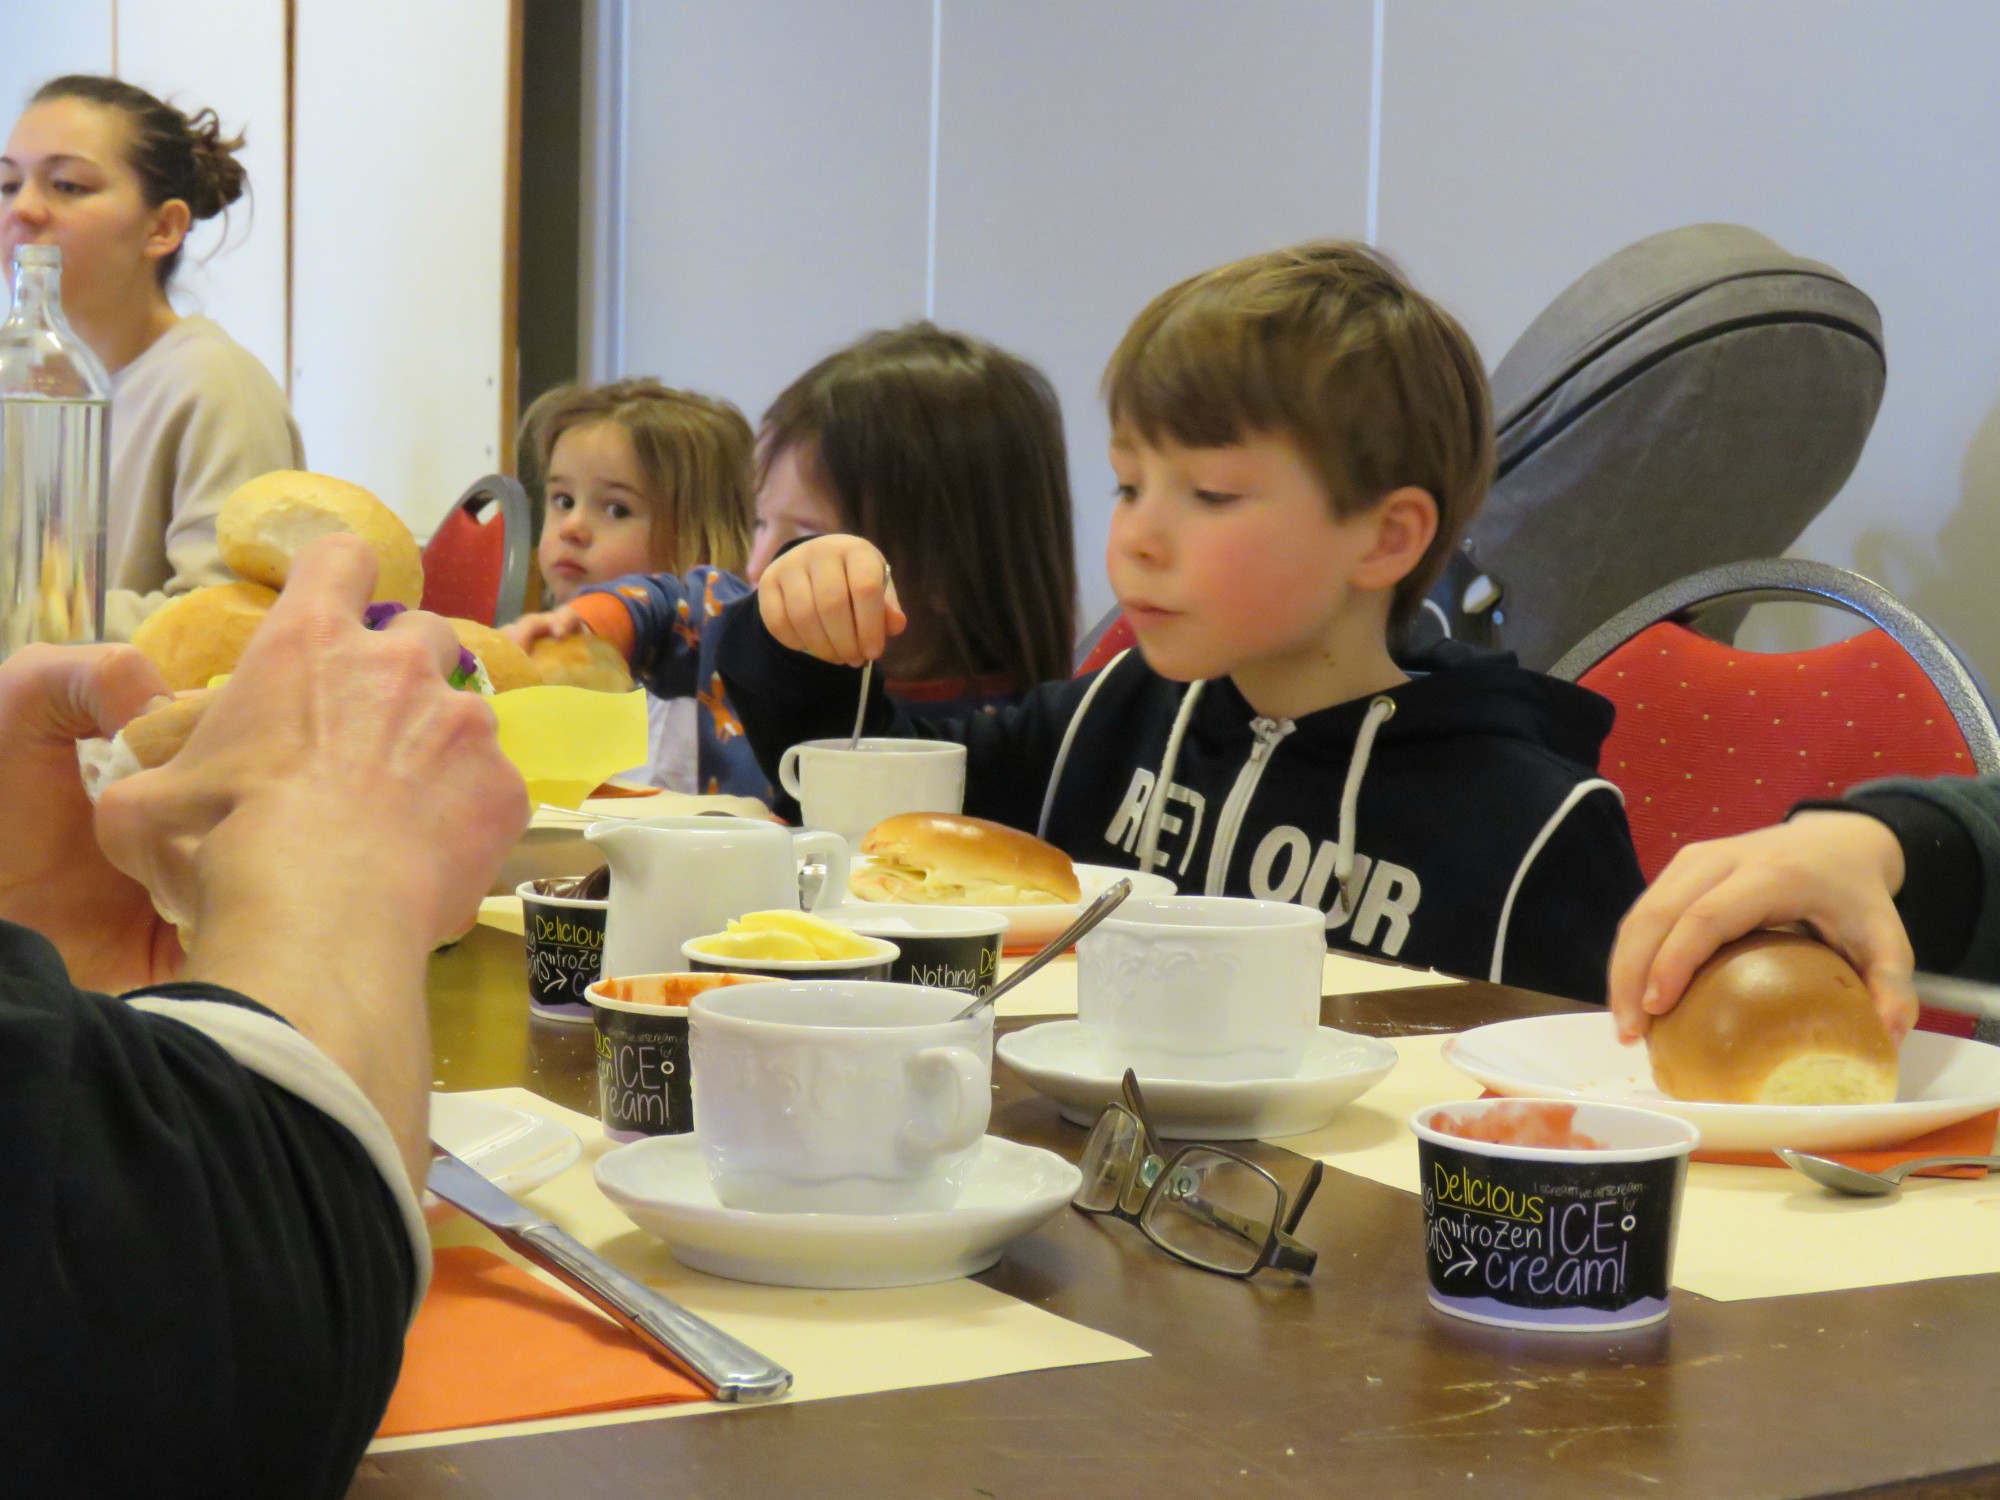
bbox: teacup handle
[897,1045,992,1161]
[778,744,808,801]
[789,829,849,911]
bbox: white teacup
[689,980,993,1213]
[777,737,967,847]
[1077,896,1325,1082]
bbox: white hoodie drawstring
[1134,681,1206,873]
[1331,696,1397,920]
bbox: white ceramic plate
[425,1093,583,1223]
[1442,1013,2000,1153]
[594,1134,1080,1289]
[843,861,1177,949]
[997,1021,1399,1140]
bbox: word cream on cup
[689,980,993,1213]
[777,737,967,848]
[1412,1099,1698,1333]
[1077,895,1325,1082]
[585,815,848,977]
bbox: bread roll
[218,470,424,607]
[1646,932,1899,1105]
[529,633,634,693]
[131,581,278,690]
[121,690,216,770]
[852,812,1082,906]
[450,618,541,692]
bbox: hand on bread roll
[1644,931,1899,1105]
[850,812,1081,906]
[1608,812,1917,1044]
[528,632,634,693]
[218,470,425,607]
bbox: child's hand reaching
[503,606,590,651]
[758,535,907,668]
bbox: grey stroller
[1419,223,1886,670]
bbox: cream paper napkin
[1281,1033,2000,1302]
[372,1089,1145,1453]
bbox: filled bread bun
[1646,932,1899,1105]
[131,581,278,690]
[852,813,1081,906]
[76,689,215,801]
[530,633,634,693]
[218,470,424,607]
[450,618,541,692]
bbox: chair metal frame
[432,474,534,626]
[1548,558,2000,775]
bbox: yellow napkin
[490,687,650,809]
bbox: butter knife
[428,1146,792,1402]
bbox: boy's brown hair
[522,379,755,575]
[1103,241,1493,627]
[761,323,1077,686]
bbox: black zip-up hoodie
[718,605,1644,1002]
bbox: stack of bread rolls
[129,470,632,694]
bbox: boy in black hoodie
[729,242,1643,1000]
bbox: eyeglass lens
[1139,1146,1283,1276]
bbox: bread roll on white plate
[1646,931,1899,1105]
[850,812,1081,906]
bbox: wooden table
[353,925,2000,1499]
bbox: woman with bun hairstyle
[748,322,1077,714]
[0,76,303,639]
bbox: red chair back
[420,476,533,626]
[1075,614,1136,677]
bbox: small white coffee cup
[689,980,993,1213]
[777,737,967,847]
[1077,895,1325,1082]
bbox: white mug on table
[1077,895,1326,1082]
[777,737,967,848]
[690,980,993,1213]
[585,815,849,978]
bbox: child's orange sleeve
[566,592,638,659]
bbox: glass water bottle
[0,244,111,656]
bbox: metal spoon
[850,562,890,750]
[1775,1147,2000,1198]
[952,877,1133,1022]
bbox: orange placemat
[378,1246,708,1437]
[1694,1108,1999,1177]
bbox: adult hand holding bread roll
[1645,932,1900,1105]
[92,534,528,1186]
[1607,812,1918,1044]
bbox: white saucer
[996,1021,1399,1139]
[593,1135,1081,1289]
[425,1093,583,1224]
[1443,1012,2000,1154]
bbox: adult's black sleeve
[0,920,418,1500]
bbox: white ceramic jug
[586,815,849,977]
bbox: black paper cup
[681,932,897,983]
[826,906,1007,996]
[586,973,768,1142]
[1411,1099,1698,1333]
[519,879,609,1023]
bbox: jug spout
[583,819,648,867]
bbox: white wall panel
[933,0,1376,622]
[616,0,931,418]
[0,7,111,128]
[292,0,511,533]
[117,0,289,394]
[1376,0,2000,678]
